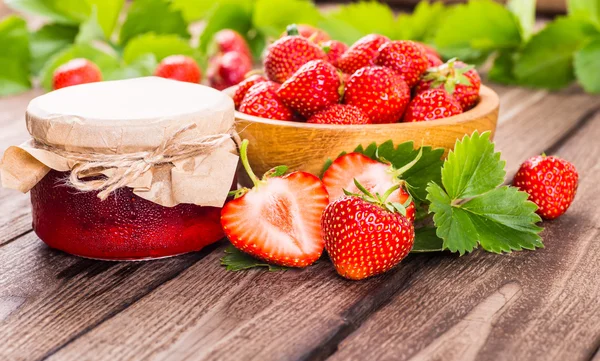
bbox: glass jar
[30,170,226,260]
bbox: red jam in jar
[31,170,225,260]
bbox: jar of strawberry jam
[1,77,239,260]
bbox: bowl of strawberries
[227,25,499,177]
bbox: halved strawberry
[221,140,329,267]
[322,152,415,222]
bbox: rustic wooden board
[37,91,600,361]
[329,111,600,361]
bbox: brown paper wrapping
[1,77,239,208]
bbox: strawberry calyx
[228,139,289,199]
[422,58,474,95]
[343,179,412,217]
[286,24,300,36]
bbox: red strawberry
[213,29,252,58]
[239,81,293,121]
[415,59,481,111]
[322,152,415,222]
[221,140,329,267]
[336,34,390,75]
[403,88,463,122]
[343,66,410,124]
[154,55,202,84]
[375,40,429,88]
[277,60,342,118]
[263,26,326,83]
[281,24,330,44]
[307,104,370,125]
[322,182,415,280]
[208,51,253,90]
[322,40,348,66]
[418,42,441,60]
[233,74,268,109]
[426,53,443,67]
[513,155,578,220]
[52,58,102,90]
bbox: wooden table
[1,84,600,361]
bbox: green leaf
[39,43,120,90]
[441,131,505,200]
[396,1,445,42]
[172,0,216,22]
[323,1,396,40]
[123,33,194,63]
[434,0,522,63]
[0,16,31,96]
[507,0,536,40]
[568,0,600,27]
[426,131,543,255]
[488,51,518,85]
[252,0,321,38]
[30,23,78,75]
[75,6,105,44]
[5,0,89,24]
[411,226,444,253]
[104,53,157,80]
[318,16,363,45]
[513,16,597,90]
[119,0,189,45]
[220,245,287,271]
[87,0,124,38]
[198,0,254,54]
[574,36,600,93]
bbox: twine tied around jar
[32,123,234,200]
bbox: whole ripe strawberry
[307,104,370,125]
[425,53,443,67]
[263,25,326,83]
[52,58,102,90]
[513,155,578,220]
[336,34,390,75]
[418,42,441,60]
[415,59,481,111]
[281,24,330,44]
[343,66,410,124]
[213,29,252,58]
[239,81,293,121]
[375,40,429,88]
[277,60,342,118]
[154,55,202,84]
[208,51,253,90]
[322,152,415,222]
[322,40,348,66]
[403,88,463,122]
[222,140,329,267]
[322,181,415,280]
[233,74,268,109]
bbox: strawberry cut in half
[322,152,418,222]
[221,140,329,267]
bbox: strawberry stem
[286,24,299,36]
[240,139,260,187]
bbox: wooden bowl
[227,85,499,177]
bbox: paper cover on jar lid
[1,77,239,208]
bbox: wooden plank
[43,90,600,361]
[0,232,222,360]
[328,111,600,361]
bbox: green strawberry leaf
[0,16,31,96]
[172,0,217,23]
[317,16,363,45]
[104,53,157,81]
[513,16,598,90]
[119,0,189,45]
[488,51,519,85]
[396,1,445,43]
[123,33,195,63]
[426,131,543,255]
[568,0,600,28]
[574,36,600,93]
[252,0,321,39]
[321,1,395,40]
[87,0,124,38]
[221,245,287,272]
[75,6,105,44]
[441,131,505,199]
[198,0,254,55]
[507,0,536,40]
[30,23,78,75]
[434,0,522,63]
[411,226,444,253]
[39,43,120,91]
[5,0,89,24]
